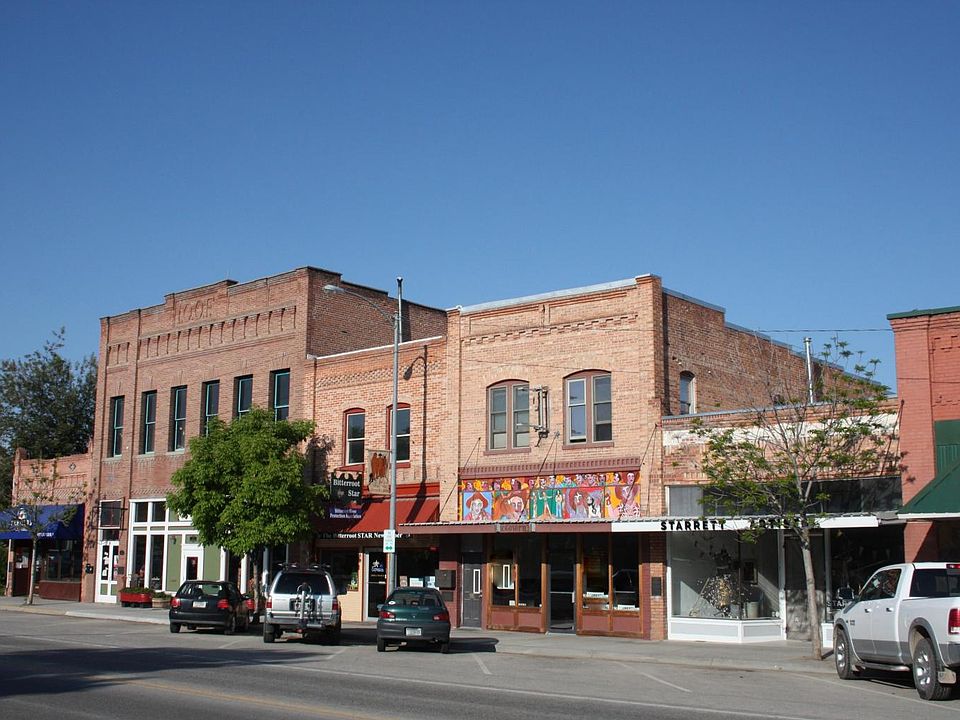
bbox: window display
[670,532,778,620]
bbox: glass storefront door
[548,535,575,632]
[366,551,387,619]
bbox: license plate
[193,601,206,608]
[405,627,422,637]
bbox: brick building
[891,306,960,560]
[79,267,445,605]
[8,267,924,647]
[402,275,818,640]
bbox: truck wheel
[263,623,276,643]
[834,628,860,680]
[913,636,952,701]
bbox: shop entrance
[366,550,387,619]
[95,540,120,602]
[461,552,482,627]
[548,535,575,632]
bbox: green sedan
[376,587,451,653]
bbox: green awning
[899,458,960,519]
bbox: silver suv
[263,564,341,644]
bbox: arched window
[487,381,530,451]
[679,372,696,415]
[564,371,612,445]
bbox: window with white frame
[170,386,187,450]
[565,372,612,445]
[235,375,253,417]
[346,410,365,465]
[109,396,124,457]
[679,371,696,415]
[202,380,219,435]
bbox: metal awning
[899,458,960,520]
[0,504,85,541]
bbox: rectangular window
[489,387,507,449]
[152,500,166,522]
[346,412,365,465]
[593,375,612,442]
[109,396,124,457]
[393,407,410,463]
[566,379,586,443]
[271,370,290,421]
[235,375,253,417]
[133,501,149,523]
[488,382,529,451]
[170,386,187,451]
[202,380,219,435]
[140,391,156,454]
[513,385,529,448]
[581,534,609,609]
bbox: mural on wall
[460,472,643,522]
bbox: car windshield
[386,589,442,607]
[179,582,226,598]
[274,572,331,595]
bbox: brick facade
[890,307,960,561]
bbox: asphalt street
[0,612,956,720]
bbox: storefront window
[490,536,543,607]
[582,535,609,609]
[516,536,542,608]
[670,532,778,620]
[398,548,439,589]
[43,541,82,581]
[490,538,514,607]
[150,535,164,589]
[611,537,639,610]
[133,535,147,586]
[324,550,360,594]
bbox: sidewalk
[0,595,834,675]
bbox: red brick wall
[890,309,960,560]
[309,337,448,503]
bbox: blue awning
[0,504,84,541]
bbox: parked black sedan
[376,587,451,653]
[169,580,248,635]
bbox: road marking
[88,675,396,720]
[216,638,246,650]
[793,673,960,713]
[614,662,690,693]
[0,635,121,649]
[472,653,492,675]
[274,662,838,720]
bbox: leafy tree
[166,407,325,608]
[693,340,899,660]
[0,328,97,507]
[0,459,85,605]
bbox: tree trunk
[799,526,823,660]
[252,556,262,610]
[27,540,37,606]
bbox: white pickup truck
[833,562,960,700]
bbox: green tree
[0,459,85,605]
[693,340,899,660]
[0,328,97,507]
[166,407,325,607]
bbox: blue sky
[2,2,957,393]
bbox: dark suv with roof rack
[263,563,341,644]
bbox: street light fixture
[322,280,403,596]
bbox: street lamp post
[323,279,403,596]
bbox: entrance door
[182,550,202,582]
[366,551,387,619]
[96,541,120,603]
[548,535,575,632]
[461,552,482,628]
